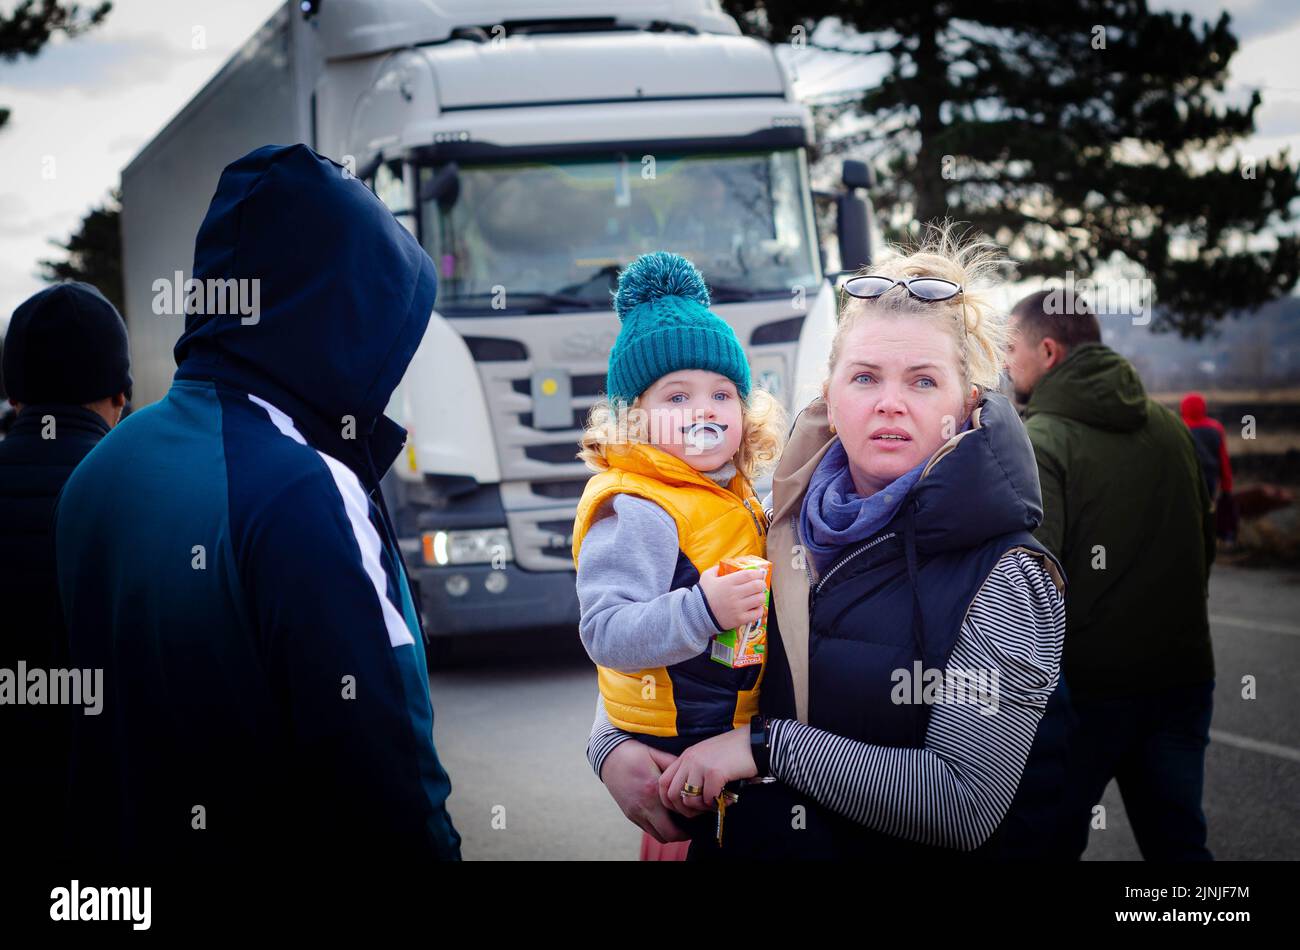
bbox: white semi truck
[121,0,874,649]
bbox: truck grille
[447,302,803,573]
[448,314,616,572]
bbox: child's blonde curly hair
[577,387,786,482]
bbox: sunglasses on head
[841,274,970,339]
[842,275,963,302]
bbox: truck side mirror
[421,162,461,212]
[836,194,871,274]
[834,160,873,273]
[842,159,873,191]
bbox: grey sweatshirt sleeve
[575,492,725,673]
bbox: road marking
[1210,614,1300,638]
[1210,730,1300,764]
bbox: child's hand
[698,564,768,632]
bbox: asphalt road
[428,564,1300,860]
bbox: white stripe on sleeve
[249,394,414,648]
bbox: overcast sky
[1,0,1298,331]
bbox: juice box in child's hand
[709,555,772,668]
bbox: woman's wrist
[749,714,773,777]
[590,729,636,781]
[764,719,791,780]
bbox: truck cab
[119,0,873,648]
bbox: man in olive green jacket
[1007,289,1215,861]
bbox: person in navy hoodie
[54,144,461,867]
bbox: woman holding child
[581,226,1073,859]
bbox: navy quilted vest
[706,392,1076,860]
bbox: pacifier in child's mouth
[682,421,728,452]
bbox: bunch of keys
[715,776,777,846]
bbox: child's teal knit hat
[606,251,751,407]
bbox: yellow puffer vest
[572,442,769,749]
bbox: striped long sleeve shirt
[587,548,1064,851]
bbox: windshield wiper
[436,291,603,314]
[708,282,791,303]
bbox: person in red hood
[1181,392,1236,540]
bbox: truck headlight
[422,528,513,566]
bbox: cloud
[1218,2,1300,42]
[1153,0,1300,41]
[1,31,204,95]
[0,1,283,321]
[105,132,146,155]
[0,211,77,242]
[1256,99,1300,139]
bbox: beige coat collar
[768,396,836,723]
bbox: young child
[572,251,786,769]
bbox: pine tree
[39,190,124,319]
[724,0,1300,337]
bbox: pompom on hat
[605,251,751,407]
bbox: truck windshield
[420,149,820,314]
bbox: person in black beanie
[0,280,132,865]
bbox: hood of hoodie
[173,144,437,482]
[909,390,1044,553]
[1024,342,1148,433]
[1181,391,1208,424]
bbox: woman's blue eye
[853,373,874,385]
[916,377,936,388]
[713,391,731,401]
[668,393,687,403]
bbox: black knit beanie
[3,282,132,405]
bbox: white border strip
[249,394,414,647]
